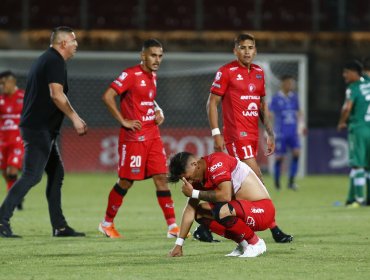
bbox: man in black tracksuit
[0,26,88,238]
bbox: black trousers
[0,127,67,229]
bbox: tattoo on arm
[260,97,274,138]
[199,190,217,202]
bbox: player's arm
[153,100,164,126]
[169,198,198,257]
[207,93,225,151]
[102,87,142,131]
[337,100,353,131]
[297,110,307,135]
[260,96,275,156]
[49,83,87,136]
[181,177,233,202]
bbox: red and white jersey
[0,89,24,142]
[210,60,266,142]
[110,64,160,142]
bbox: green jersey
[346,77,370,129]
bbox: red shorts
[0,139,24,170]
[117,138,168,180]
[226,139,258,160]
[229,199,275,231]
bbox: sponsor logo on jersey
[118,72,128,81]
[236,74,243,81]
[135,71,143,76]
[210,162,223,172]
[113,80,122,87]
[212,82,221,88]
[215,71,222,81]
[248,83,256,92]
[229,67,238,71]
[242,102,259,117]
[251,207,264,213]
[256,74,262,79]
[211,170,227,180]
[240,95,260,100]
[140,80,146,87]
[140,101,154,106]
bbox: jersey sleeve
[45,56,65,85]
[110,70,133,95]
[208,161,232,186]
[210,66,229,96]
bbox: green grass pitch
[0,173,369,280]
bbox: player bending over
[167,151,283,258]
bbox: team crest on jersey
[140,80,146,87]
[236,74,243,81]
[248,83,256,92]
[118,72,128,81]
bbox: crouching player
[168,151,279,258]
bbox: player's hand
[337,123,347,131]
[213,134,225,152]
[168,245,183,257]
[155,110,164,126]
[265,135,275,156]
[73,117,88,136]
[122,119,142,131]
[181,177,194,197]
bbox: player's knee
[212,202,234,222]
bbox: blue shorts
[275,133,300,156]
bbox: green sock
[366,171,370,203]
[353,168,365,203]
[347,169,356,203]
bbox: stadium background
[1,0,369,174]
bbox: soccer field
[0,173,369,280]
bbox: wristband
[175,237,185,246]
[211,128,221,136]
[191,189,200,199]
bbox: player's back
[348,78,370,128]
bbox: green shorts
[348,127,370,168]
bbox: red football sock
[156,191,176,226]
[6,178,17,191]
[104,184,127,223]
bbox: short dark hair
[50,26,74,44]
[362,57,370,71]
[280,74,294,81]
[343,60,363,75]
[168,152,193,183]
[142,39,162,51]
[234,33,255,47]
[0,70,16,79]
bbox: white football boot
[239,238,266,258]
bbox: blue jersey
[269,91,300,137]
